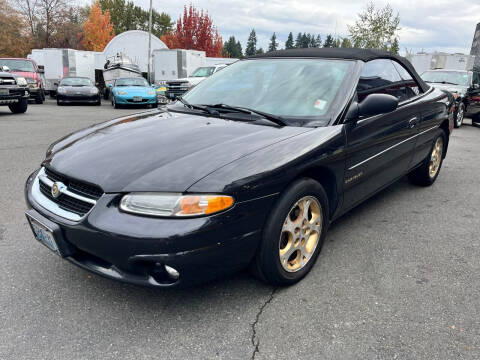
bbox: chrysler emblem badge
[51,182,62,198]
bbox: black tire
[35,90,44,104]
[95,98,101,106]
[56,99,62,106]
[49,91,56,99]
[112,97,120,109]
[152,102,158,108]
[8,98,28,113]
[454,103,464,128]
[408,129,446,186]
[472,113,480,127]
[250,178,330,286]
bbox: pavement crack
[251,287,277,360]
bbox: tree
[222,36,242,58]
[390,37,399,54]
[268,32,278,52]
[245,29,257,56]
[315,34,322,48]
[0,1,31,57]
[295,32,302,48]
[323,34,334,48]
[348,2,400,51]
[161,4,222,57]
[285,32,294,49]
[341,37,352,48]
[255,47,264,55]
[99,0,173,38]
[81,2,114,51]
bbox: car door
[466,71,480,116]
[342,59,423,210]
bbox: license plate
[27,215,59,254]
[0,89,8,95]
[133,96,142,102]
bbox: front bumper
[0,88,29,104]
[57,93,100,103]
[115,95,157,105]
[25,171,275,287]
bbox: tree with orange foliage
[161,4,223,57]
[81,2,114,51]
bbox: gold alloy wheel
[279,196,322,272]
[429,137,443,178]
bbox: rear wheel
[454,103,464,128]
[250,178,329,286]
[9,98,28,113]
[35,91,44,104]
[472,113,480,127]
[408,129,445,186]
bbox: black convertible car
[56,77,101,106]
[25,48,452,287]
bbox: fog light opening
[150,262,180,284]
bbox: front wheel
[454,103,464,128]
[9,98,28,113]
[250,178,329,286]
[408,129,446,186]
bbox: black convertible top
[250,48,429,92]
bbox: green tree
[341,37,352,48]
[315,34,322,47]
[348,2,400,50]
[390,37,399,54]
[285,32,294,49]
[99,0,173,38]
[268,32,278,52]
[255,47,264,55]
[295,32,302,48]
[245,29,257,56]
[222,36,242,57]
[323,34,334,48]
[301,33,309,48]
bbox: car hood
[177,77,205,86]
[430,83,468,95]
[114,86,153,96]
[45,110,313,193]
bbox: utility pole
[147,0,153,84]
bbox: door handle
[408,117,418,128]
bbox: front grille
[39,181,94,215]
[44,167,103,199]
[0,77,16,85]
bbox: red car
[0,58,45,104]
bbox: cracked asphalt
[1,99,479,360]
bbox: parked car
[25,48,452,288]
[0,58,45,104]
[109,77,158,108]
[56,77,101,106]
[421,69,480,127]
[0,66,29,113]
[165,64,228,100]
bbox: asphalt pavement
[0,99,479,359]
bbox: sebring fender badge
[345,171,364,185]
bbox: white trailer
[406,52,476,74]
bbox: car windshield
[181,58,353,124]
[60,78,92,86]
[115,78,149,87]
[191,67,216,77]
[0,59,35,72]
[421,71,469,86]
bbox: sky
[116,0,480,55]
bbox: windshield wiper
[178,97,219,116]
[204,103,287,126]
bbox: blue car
[110,77,158,108]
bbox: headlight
[16,77,27,86]
[147,90,156,95]
[116,90,127,95]
[120,193,234,217]
[26,77,36,84]
[89,88,98,94]
[57,87,66,94]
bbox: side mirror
[151,84,156,88]
[2,65,10,72]
[357,94,398,118]
[38,67,45,74]
[108,84,113,88]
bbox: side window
[357,59,412,103]
[472,72,479,86]
[392,60,421,99]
